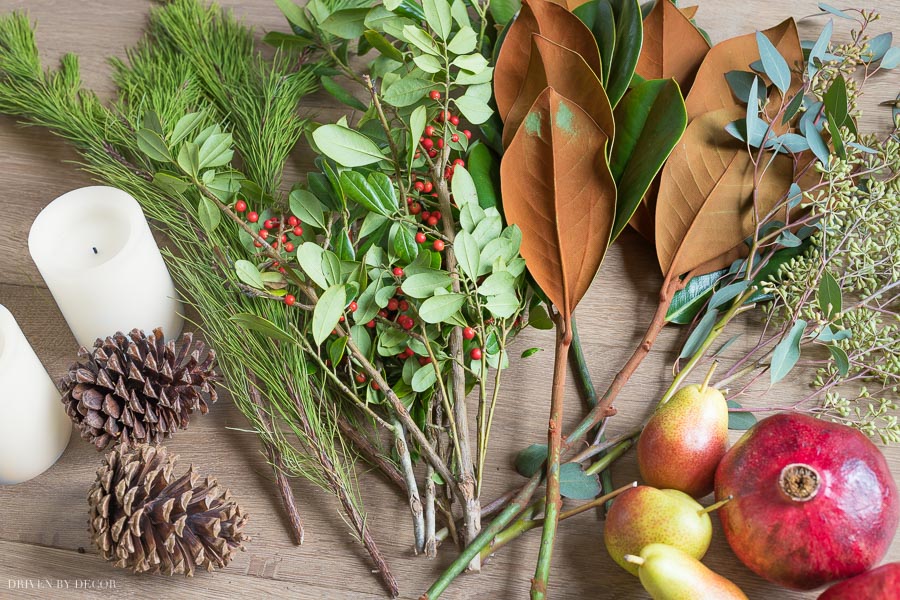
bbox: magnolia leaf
[501,34,614,151]
[419,293,466,323]
[686,19,802,123]
[234,259,265,290]
[313,124,386,167]
[502,87,616,318]
[635,0,710,91]
[494,0,602,122]
[609,78,686,240]
[770,319,807,384]
[313,285,347,345]
[656,106,795,278]
[574,0,642,107]
[571,0,615,85]
[230,313,297,344]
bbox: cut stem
[698,495,733,516]
[700,361,719,394]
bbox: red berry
[293,225,303,236]
[371,382,380,391]
[451,134,459,143]
[281,234,288,243]
[429,90,441,101]
[349,301,358,312]
[288,215,299,227]
[422,138,434,150]
[263,219,275,230]
[414,181,426,192]
[436,110,446,122]
[399,300,409,312]
[392,267,404,277]
[235,200,247,212]
[470,348,483,360]
[271,241,279,249]
[284,294,296,306]
[355,373,366,384]
[254,240,263,248]
[259,229,269,239]
[415,232,427,244]
[284,242,295,252]
[378,309,388,318]
[431,211,442,221]
[401,317,414,330]
[421,211,431,221]
[428,149,438,158]
[410,203,422,215]
[427,216,439,226]
[437,138,445,149]
[247,211,259,223]
[449,115,460,126]
[463,130,472,140]
[366,320,376,328]
[418,356,432,366]
[433,239,445,251]
[279,268,286,274]
[425,125,435,137]
[463,326,476,340]
[454,158,466,167]
[387,298,399,311]
[423,181,433,193]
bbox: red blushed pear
[637,364,728,498]
[818,562,900,599]
[715,413,899,590]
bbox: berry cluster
[235,199,304,256]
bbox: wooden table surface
[0,0,897,598]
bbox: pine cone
[59,328,217,450]
[88,444,249,575]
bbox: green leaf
[490,0,521,25]
[454,95,493,124]
[818,271,842,319]
[725,71,767,105]
[365,29,404,62]
[515,444,547,477]
[296,242,329,289]
[414,54,443,73]
[808,20,833,78]
[411,363,438,392]
[320,8,370,39]
[384,77,435,107]
[666,269,725,324]
[453,53,489,73]
[198,132,233,169]
[459,203,486,232]
[609,78,686,240]
[369,172,400,213]
[827,345,850,377]
[823,75,849,128]
[576,0,642,107]
[263,31,314,50]
[448,26,477,54]
[152,171,190,195]
[329,336,349,366]
[169,112,205,147]
[289,189,327,230]
[756,31,791,94]
[522,347,542,358]
[679,309,719,359]
[409,105,428,170]
[321,76,367,111]
[454,230,480,280]
[393,223,419,262]
[573,0,614,85]
[230,313,297,344]
[484,293,519,318]
[818,2,853,19]
[313,285,347,345]
[529,305,554,330]
[478,271,516,296]
[402,271,452,298]
[726,400,757,430]
[770,319,807,384]
[275,0,312,30]
[708,280,750,310]
[321,250,342,286]
[342,171,392,215]
[402,25,440,56]
[419,293,466,323]
[177,141,200,177]
[450,0,470,27]
[313,125,386,167]
[142,111,164,135]
[423,0,452,39]
[137,128,171,162]
[559,463,601,499]
[235,259,265,289]
[198,196,221,232]
[450,166,478,207]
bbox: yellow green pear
[604,486,717,575]
[625,543,749,600]
[637,366,729,498]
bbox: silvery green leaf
[448,26,476,54]
[801,116,830,168]
[756,31,791,94]
[818,2,853,19]
[709,281,750,310]
[881,47,900,69]
[776,230,802,247]
[515,444,547,477]
[383,76,436,107]
[235,259,265,289]
[745,76,768,147]
[808,20,833,78]
[297,242,329,289]
[423,0,452,39]
[679,309,719,359]
[403,25,440,55]
[460,203,486,232]
[454,95,493,124]
[814,324,851,343]
[313,285,346,345]
[419,293,466,323]
[137,129,171,162]
[725,71,767,104]
[724,119,746,143]
[313,125,386,167]
[559,463,600,500]
[770,133,810,153]
[413,54,443,74]
[726,400,757,430]
[450,166,478,206]
[485,293,519,318]
[788,183,803,209]
[478,271,516,296]
[770,319,807,384]
[865,32,892,63]
[452,53,488,73]
[454,230,480,280]
[198,196,221,233]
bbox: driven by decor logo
[8,579,118,590]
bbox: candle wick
[92,247,98,255]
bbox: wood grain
[0,1,897,598]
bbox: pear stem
[623,555,645,566]
[698,495,733,516]
[699,361,719,394]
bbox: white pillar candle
[0,305,71,485]
[28,186,183,348]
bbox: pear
[625,543,749,600]
[604,485,721,575]
[637,365,729,497]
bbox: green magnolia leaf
[235,259,265,289]
[296,242,329,289]
[818,271,842,319]
[454,230,480,280]
[321,76,368,111]
[827,344,850,377]
[138,128,171,162]
[313,124,386,167]
[419,293,466,323]
[448,26,477,54]
[402,271,452,298]
[726,400,757,430]
[320,8,370,39]
[770,319,807,384]
[313,285,347,345]
[485,293,519,318]
[573,0,614,85]
[450,166,478,206]
[198,196,221,232]
[679,309,719,359]
[423,0,452,40]
[575,0,642,107]
[230,313,297,344]
[559,462,601,499]
[198,132,233,169]
[756,31,791,94]
[515,443,547,477]
[411,363,439,392]
[170,112,205,147]
[454,95,493,124]
[609,78,686,240]
[666,269,725,324]
[289,189,327,229]
[384,77,435,107]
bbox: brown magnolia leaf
[628,179,657,241]
[635,0,710,91]
[655,106,795,278]
[501,87,616,316]
[680,5,699,19]
[685,19,802,122]
[502,34,615,149]
[494,0,603,123]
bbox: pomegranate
[818,562,900,599]
[714,412,898,590]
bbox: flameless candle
[28,186,183,347]
[0,305,71,485]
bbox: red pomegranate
[714,412,898,590]
[818,562,900,599]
